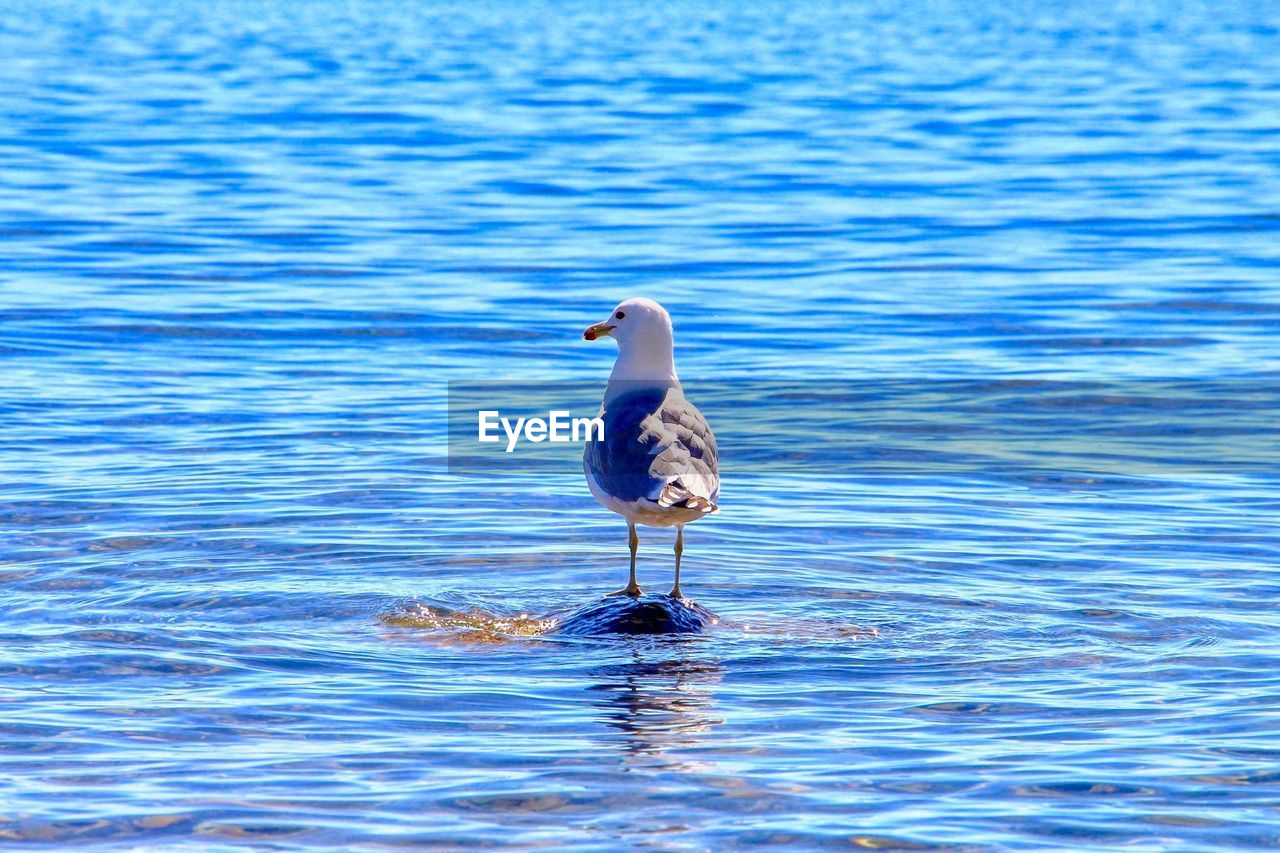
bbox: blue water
[4,0,1280,848]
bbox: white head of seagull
[582,297,679,393]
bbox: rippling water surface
[4,1,1280,848]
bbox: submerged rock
[553,594,718,636]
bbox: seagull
[581,298,719,599]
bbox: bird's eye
[615,311,625,320]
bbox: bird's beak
[583,321,615,341]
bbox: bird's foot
[605,584,643,599]
[668,585,685,600]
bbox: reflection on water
[3,0,1280,847]
[589,651,725,765]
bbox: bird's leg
[669,525,685,599]
[606,522,642,598]
[626,522,641,596]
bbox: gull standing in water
[582,298,719,599]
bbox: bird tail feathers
[655,482,718,514]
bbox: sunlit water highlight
[3,0,1280,848]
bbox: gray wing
[583,385,718,510]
